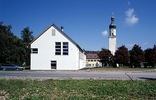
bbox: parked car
[0,64,25,71]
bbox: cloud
[128,1,130,5]
[126,44,135,47]
[125,8,139,25]
[102,30,108,36]
[143,42,147,45]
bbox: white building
[29,23,86,70]
[108,14,117,55]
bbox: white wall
[31,25,85,70]
[109,38,116,55]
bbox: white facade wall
[30,25,86,70]
[79,51,86,69]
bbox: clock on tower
[108,13,117,55]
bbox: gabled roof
[29,23,84,53]
[86,54,100,59]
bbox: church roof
[109,15,116,29]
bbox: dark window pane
[63,52,68,55]
[56,42,61,45]
[63,46,68,48]
[63,49,68,52]
[63,42,68,45]
[55,52,61,55]
[56,49,61,52]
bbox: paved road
[0,71,156,80]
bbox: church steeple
[109,13,116,29]
[108,13,117,55]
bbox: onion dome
[109,15,116,29]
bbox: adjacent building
[86,54,102,67]
[30,23,86,70]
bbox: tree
[153,45,156,66]
[130,44,145,68]
[98,48,113,67]
[21,27,34,66]
[145,45,156,67]
[114,45,129,67]
[0,22,27,65]
[21,26,34,44]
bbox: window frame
[31,48,38,54]
[55,42,61,55]
[63,42,68,55]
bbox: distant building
[109,14,117,55]
[30,23,86,70]
[86,54,102,67]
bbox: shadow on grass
[138,77,156,80]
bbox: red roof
[86,54,100,59]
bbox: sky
[0,0,156,51]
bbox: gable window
[55,42,61,55]
[63,42,68,55]
[52,29,55,36]
[31,48,38,54]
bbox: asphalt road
[0,71,156,80]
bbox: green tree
[145,45,156,67]
[114,45,129,67]
[0,22,27,65]
[130,44,145,68]
[21,26,34,44]
[21,27,34,66]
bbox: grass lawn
[91,67,156,72]
[0,79,156,99]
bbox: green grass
[0,79,156,99]
[92,67,156,72]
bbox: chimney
[61,26,64,31]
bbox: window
[88,60,90,62]
[90,56,92,57]
[94,60,96,62]
[91,60,93,62]
[92,64,94,66]
[55,42,61,55]
[51,61,56,69]
[31,48,38,53]
[63,42,68,55]
[94,56,96,57]
[89,64,91,66]
[52,29,55,36]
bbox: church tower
[109,13,117,55]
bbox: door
[51,61,57,69]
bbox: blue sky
[0,0,156,51]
